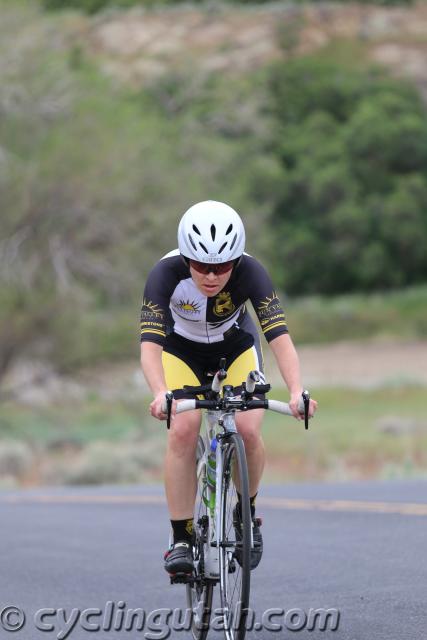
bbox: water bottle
[206,437,217,493]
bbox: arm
[140,341,167,396]
[242,256,317,418]
[140,341,175,421]
[139,257,180,420]
[269,333,317,419]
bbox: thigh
[226,344,264,389]
[162,347,203,442]
[162,351,201,397]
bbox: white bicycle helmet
[178,201,245,263]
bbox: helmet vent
[192,224,201,236]
[229,233,238,252]
[226,224,233,235]
[199,242,209,254]
[218,242,227,254]
[210,224,216,241]
[188,234,197,251]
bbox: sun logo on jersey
[175,299,202,314]
[213,292,235,317]
[141,298,164,320]
[257,292,282,318]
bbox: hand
[289,391,318,420]
[150,390,177,421]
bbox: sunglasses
[189,259,234,275]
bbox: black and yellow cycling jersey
[140,250,289,397]
[140,250,288,346]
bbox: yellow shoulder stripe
[263,321,288,334]
[140,329,166,337]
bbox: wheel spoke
[186,436,213,640]
[219,434,251,640]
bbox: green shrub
[269,57,427,294]
[42,0,144,14]
[42,0,416,13]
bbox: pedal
[169,572,194,585]
[228,559,236,574]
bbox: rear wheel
[186,436,214,639]
[219,433,251,640]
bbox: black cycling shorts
[162,329,265,399]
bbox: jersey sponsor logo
[213,291,235,317]
[173,299,202,315]
[140,298,164,320]
[260,313,286,326]
[257,291,285,320]
[141,321,164,329]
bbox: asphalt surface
[1,480,426,640]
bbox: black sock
[250,493,257,517]
[237,492,257,518]
[171,518,194,545]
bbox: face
[189,260,234,297]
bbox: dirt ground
[266,339,427,389]
[4,339,426,409]
[2,340,426,486]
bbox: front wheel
[219,433,251,640]
[186,436,214,640]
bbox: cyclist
[140,200,317,578]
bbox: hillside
[2,1,427,487]
[5,1,427,90]
[2,0,427,377]
[57,2,427,95]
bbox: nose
[206,271,217,281]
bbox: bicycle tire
[186,435,214,640]
[219,433,251,640]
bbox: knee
[167,413,200,458]
[237,424,263,454]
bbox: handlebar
[161,392,310,428]
[160,362,311,430]
[174,398,296,415]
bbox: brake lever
[302,390,310,430]
[245,370,260,395]
[212,358,227,394]
[165,391,174,430]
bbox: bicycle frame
[165,368,311,640]
[198,404,259,583]
[200,409,237,581]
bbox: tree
[268,57,427,294]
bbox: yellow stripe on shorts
[162,351,200,390]
[226,346,262,389]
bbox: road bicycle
[163,358,310,640]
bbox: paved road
[1,481,426,640]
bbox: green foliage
[269,57,427,294]
[42,0,147,14]
[41,0,416,14]
[0,2,276,379]
[0,20,174,376]
[2,384,426,484]
[2,1,427,383]
[262,385,427,482]
[286,285,427,344]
